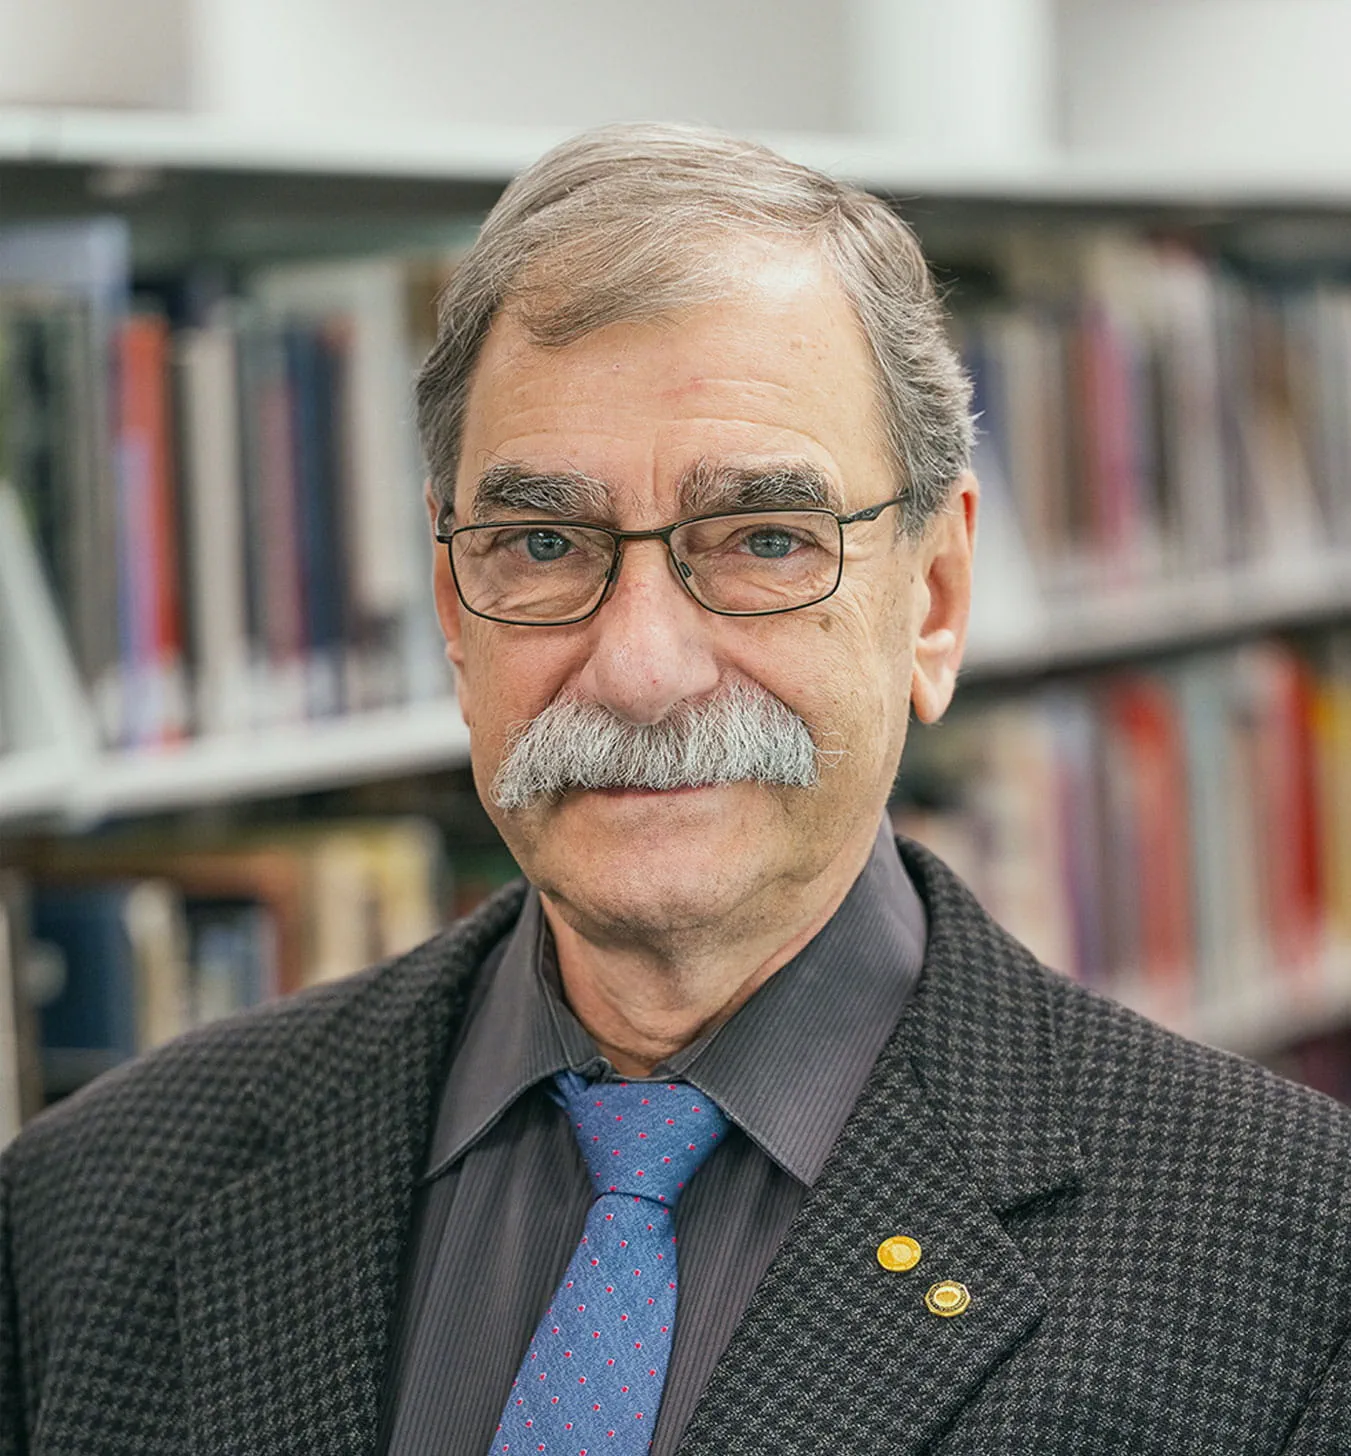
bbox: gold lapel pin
[925,1280,971,1317]
[876,1235,922,1272]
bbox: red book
[1242,645,1324,972]
[116,313,185,746]
[1107,676,1194,993]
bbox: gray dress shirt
[377,822,927,1456]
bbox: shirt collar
[423,892,598,1179]
[664,820,925,1184]
[423,819,926,1188]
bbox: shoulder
[898,832,1351,1223]
[1049,967,1351,1204]
[1,880,526,1243]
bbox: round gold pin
[925,1280,971,1317]
[876,1235,922,1272]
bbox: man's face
[436,238,974,946]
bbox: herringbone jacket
[3,840,1350,1454]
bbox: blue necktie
[491,1073,729,1455]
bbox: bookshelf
[1173,948,1351,1059]
[9,550,1351,827]
[3,118,1351,1114]
[67,701,470,825]
[963,550,1351,683]
[0,475,466,828]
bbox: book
[251,255,445,709]
[25,842,314,995]
[21,816,445,994]
[175,318,252,735]
[0,872,43,1144]
[184,899,278,1024]
[29,882,144,1096]
[247,321,308,725]
[1311,640,1351,946]
[895,633,1351,1035]
[957,232,1351,592]
[1103,675,1194,999]
[115,311,188,747]
[284,321,349,718]
[0,230,462,750]
[0,479,96,778]
[0,220,129,740]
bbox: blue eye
[525,530,572,562]
[745,528,795,559]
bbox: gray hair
[416,122,973,536]
[491,679,830,810]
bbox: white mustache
[491,681,830,810]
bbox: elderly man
[4,126,1351,1456]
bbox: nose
[572,538,721,724]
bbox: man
[3,125,1350,1456]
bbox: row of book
[956,232,1351,590]
[9,220,1351,755]
[0,219,462,751]
[0,816,462,1141]
[6,646,1351,1142]
[895,632,1351,1030]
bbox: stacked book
[0,816,449,1137]
[0,219,463,751]
[957,232,1351,591]
[896,634,1351,1032]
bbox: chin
[547,851,764,943]
[503,780,801,937]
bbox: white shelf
[25,704,468,832]
[0,107,565,184]
[6,107,1351,208]
[965,549,1351,680]
[59,699,470,827]
[0,746,80,826]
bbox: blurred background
[3,0,1351,1135]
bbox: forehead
[455,239,890,517]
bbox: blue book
[285,323,349,715]
[185,898,275,1024]
[30,884,139,1096]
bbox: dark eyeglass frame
[435,494,908,627]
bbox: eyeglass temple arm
[837,495,906,526]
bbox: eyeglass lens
[451,510,843,622]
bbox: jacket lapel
[678,840,1084,1454]
[169,840,1077,1454]
[173,885,525,1456]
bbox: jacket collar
[425,820,927,1189]
[173,881,527,1456]
[172,840,1081,1455]
[677,838,1084,1454]
[898,836,1085,1213]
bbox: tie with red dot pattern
[490,1073,729,1455]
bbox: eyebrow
[469,462,613,521]
[679,460,842,515]
[467,457,842,524]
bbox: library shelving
[4,108,1351,1123]
[9,106,1351,207]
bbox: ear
[427,485,474,725]
[910,471,978,725]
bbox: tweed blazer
[3,840,1350,1455]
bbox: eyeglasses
[436,495,906,626]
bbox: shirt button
[925,1280,971,1317]
[876,1235,922,1272]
